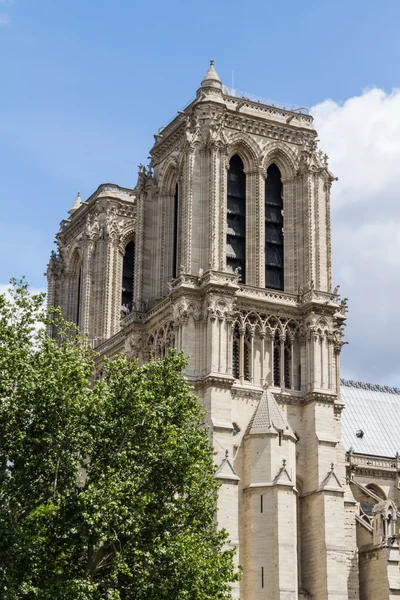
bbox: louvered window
[273,343,280,387]
[227,155,246,282]
[232,325,240,379]
[265,164,284,290]
[122,241,135,312]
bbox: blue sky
[1,0,400,385]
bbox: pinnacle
[68,191,83,215]
[201,59,222,90]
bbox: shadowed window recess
[227,155,246,283]
[121,241,135,314]
[265,163,284,290]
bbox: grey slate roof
[246,386,296,438]
[341,379,400,457]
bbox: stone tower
[47,62,356,599]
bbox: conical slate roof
[201,60,222,90]
[246,385,296,438]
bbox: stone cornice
[190,374,235,390]
[300,390,338,405]
[231,384,263,401]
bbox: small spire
[282,458,287,468]
[225,449,229,459]
[201,59,222,91]
[68,191,82,215]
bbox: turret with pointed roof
[68,191,82,215]
[201,59,222,90]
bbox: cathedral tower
[48,62,355,599]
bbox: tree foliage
[0,280,240,599]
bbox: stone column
[244,168,262,286]
[208,143,219,271]
[280,334,285,391]
[81,238,94,338]
[219,147,228,271]
[260,332,266,386]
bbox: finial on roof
[68,191,82,215]
[201,59,222,91]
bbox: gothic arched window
[227,155,246,283]
[265,163,284,290]
[172,183,179,279]
[121,241,135,313]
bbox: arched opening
[69,251,82,327]
[366,483,386,501]
[172,183,179,279]
[227,155,246,283]
[265,163,284,290]
[121,241,135,314]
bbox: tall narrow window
[232,325,240,380]
[227,155,246,282]
[121,241,135,313]
[284,343,291,389]
[76,266,82,326]
[172,184,179,279]
[265,164,284,290]
[273,342,280,387]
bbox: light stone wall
[48,67,400,599]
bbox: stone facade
[47,62,400,599]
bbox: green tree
[0,280,240,599]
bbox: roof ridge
[341,378,400,395]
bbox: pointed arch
[226,154,246,282]
[158,156,181,283]
[265,162,284,290]
[68,247,82,326]
[227,133,261,172]
[159,153,179,196]
[261,142,299,179]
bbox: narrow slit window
[232,324,240,380]
[260,495,263,513]
[273,342,280,387]
[227,155,246,282]
[284,343,291,389]
[265,163,284,290]
[261,567,264,588]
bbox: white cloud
[312,89,400,386]
[0,13,10,25]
